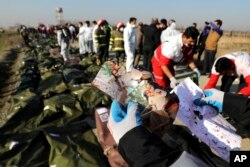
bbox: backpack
[62,27,72,41]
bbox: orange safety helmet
[116,22,125,30]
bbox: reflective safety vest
[94,27,106,47]
[110,30,124,51]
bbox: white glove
[170,77,178,88]
[108,100,142,144]
[193,68,201,78]
[193,88,224,112]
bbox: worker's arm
[238,75,250,96]
[188,61,196,70]
[161,65,174,79]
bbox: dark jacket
[94,27,106,48]
[223,93,250,138]
[118,125,228,167]
[141,24,160,51]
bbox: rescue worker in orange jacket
[151,27,200,89]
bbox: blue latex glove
[193,68,201,78]
[108,100,142,143]
[193,89,224,112]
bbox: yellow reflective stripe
[114,37,123,41]
[94,35,106,38]
[114,47,124,51]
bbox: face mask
[119,27,124,32]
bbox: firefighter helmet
[97,19,105,26]
[116,22,125,30]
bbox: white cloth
[124,22,136,72]
[83,26,93,53]
[69,25,76,35]
[161,22,180,43]
[92,25,98,53]
[160,34,186,64]
[78,26,86,54]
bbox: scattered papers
[173,78,241,161]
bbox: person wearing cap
[141,17,161,71]
[203,51,250,96]
[109,22,125,65]
[93,19,107,65]
[151,26,200,89]
[124,17,137,72]
[201,19,223,75]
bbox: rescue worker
[92,20,98,54]
[69,24,77,42]
[83,21,94,55]
[55,25,70,62]
[194,88,250,138]
[77,22,86,55]
[103,20,113,61]
[109,22,125,65]
[203,51,250,96]
[124,17,137,72]
[160,19,180,43]
[151,26,200,89]
[93,19,107,65]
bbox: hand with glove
[193,68,201,78]
[193,88,224,112]
[108,100,143,144]
[170,77,178,89]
